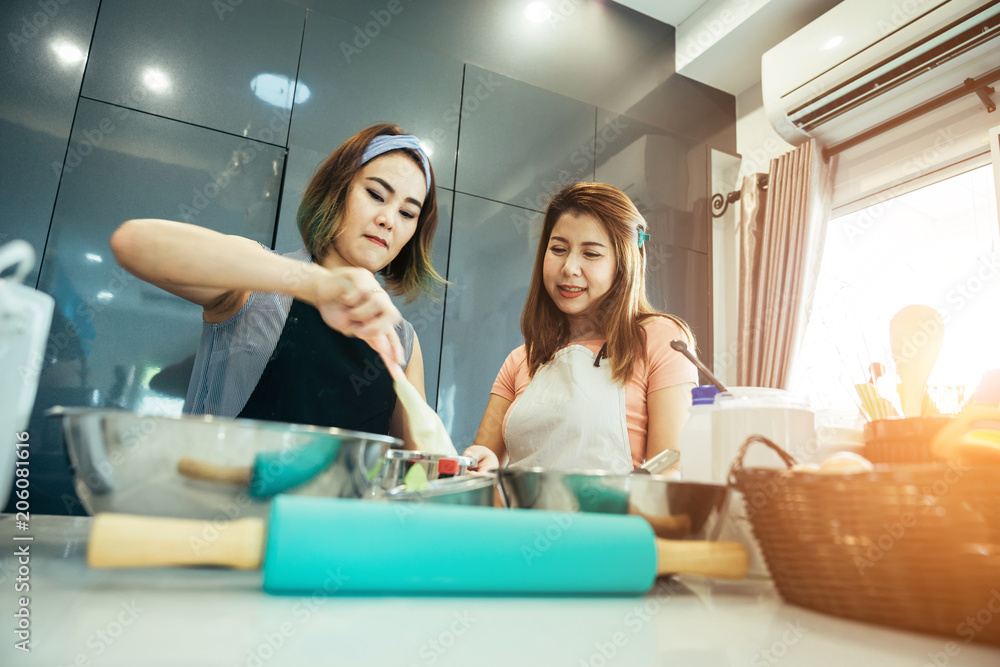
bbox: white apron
[504,344,633,473]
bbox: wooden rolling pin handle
[177,457,253,486]
[87,514,266,570]
[654,539,749,580]
[629,507,692,540]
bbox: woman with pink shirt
[464,182,698,473]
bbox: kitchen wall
[0,0,735,514]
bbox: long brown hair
[521,182,694,384]
[296,123,445,301]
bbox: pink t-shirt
[491,316,698,467]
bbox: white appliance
[0,241,54,510]
[710,387,816,580]
[762,0,1000,150]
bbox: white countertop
[1,514,998,667]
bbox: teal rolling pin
[87,496,748,594]
[176,438,342,498]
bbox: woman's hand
[313,267,405,365]
[463,445,500,475]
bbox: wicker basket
[863,416,953,464]
[728,435,1000,645]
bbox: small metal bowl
[49,406,401,520]
[376,449,477,490]
[498,467,730,540]
[381,474,496,507]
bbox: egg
[818,451,874,474]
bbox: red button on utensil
[437,458,459,476]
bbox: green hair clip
[638,230,650,248]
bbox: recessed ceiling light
[143,68,170,92]
[525,2,552,23]
[51,40,85,64]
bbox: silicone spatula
[176,437,341,498]
[87,496,749,593]
[385,362,458,457]
[889,305,944,418]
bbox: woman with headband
[111,123,443,440]
[464,182,697,473]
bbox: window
[789,164,999,414]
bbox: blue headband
[361,134,432,196]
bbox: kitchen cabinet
[2,515,997,666]
[454,65,595,211]
[437,193,544,449]
[81,0,304,145]
[0,0,101,289]
[26,102,284,516]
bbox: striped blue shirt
[183,248,415,417]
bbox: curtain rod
[710,65,999,219]
[711,173,768,218]
[823,65,1000,159]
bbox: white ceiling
[614,0,844,96]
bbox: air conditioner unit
[762,0,1000,152]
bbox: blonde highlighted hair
[296,123,444,301]
[521,182,694,384]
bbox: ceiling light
[250,73,310,110]
[142,68,170,92]
[51,39,85,64]
[525,2,552,23]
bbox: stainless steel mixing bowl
[381,474,496,507]
[498,467,730,540]
[376,449,477,490]
[50,406,401,520]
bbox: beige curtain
[737,139,832,388]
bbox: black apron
[238,299,396,434]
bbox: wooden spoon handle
[87,513,266,570]
[654,539,748,579]
[177,457,253,486]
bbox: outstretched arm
[110,218,403,361]
[464,394,511,473]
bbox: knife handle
[87,513,266,570]
[655,539,748,580]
